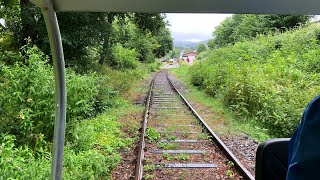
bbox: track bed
[135,70,253,180]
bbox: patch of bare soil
[168,72,258,176]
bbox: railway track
[135,70,254,180]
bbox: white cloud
[165,13,232,42]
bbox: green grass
[170,65,271,142]
[175,153,190,161]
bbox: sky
[0,19,5,26]
[165,13,232,42]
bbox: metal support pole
[30,0,66,179]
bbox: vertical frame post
[30,0,66,179]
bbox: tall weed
[0,45,121,146]
[190,24,320,137]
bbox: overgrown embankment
[0,45,156,179]
[190,24,320,137]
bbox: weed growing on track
[146,128,160,143]
[144,174,155,179]
[175,153,190,161]
[144,164,155,172]
[197,133,210,140]
[163,152,174,161]
[226,170,235,179]
[166,135,177,141]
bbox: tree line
[0,0,173,72]
[207,14,313,49]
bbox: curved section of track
[135,70,254,180]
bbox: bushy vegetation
[0,112,130,179]
[0,45,121,145]
[196,43,207,53]
[191,24,320,137]
[208,14,312,48]
[0,43,156,178]
[110,43,139,69]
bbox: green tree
[213,14,313,47]
[1,3,172,69]
[153,26,173,58]
[196,43,207,53]
[1,1,121,70]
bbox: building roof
[183,51,198,56]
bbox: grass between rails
[170,66,271,142]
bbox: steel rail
[166,71,255,180]
[134,72,161,180]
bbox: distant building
[182,51,198,64]
[179,50,186,60]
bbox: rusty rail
[134,72,159,180]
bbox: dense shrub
[0,134,51,179]
[190,24,320,137]
[110,43,139,70]
[0,45,119,146]
[0,112,131,179]
[0,41,156,178]
[196,51,209,60]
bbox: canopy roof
[51,0,320,14]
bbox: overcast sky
[165,13,232,42]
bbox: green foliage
[212,14,312,47]
[1,3,171,71]
[175,153,189,161]
[0,50,21,65]
[146,128,160,142]
[144,174,155,179]
[147,61,161,72]
[196,43,207,53]
[71,113,131,152]
[197,133,210,140]
[166,135,177,141]
[97,65,146,95]
[196,51,209,60]
[226,170,235,179]
[0,111,131,179]
[163,152,173,161]
[153,27,173,58]
[112,18,158,63]
[144,164,155,172]
[109,43,138,69]
[157,142,177,150]
[0,45,121,146]
[0,134,51,179]
[190,24,320,137]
